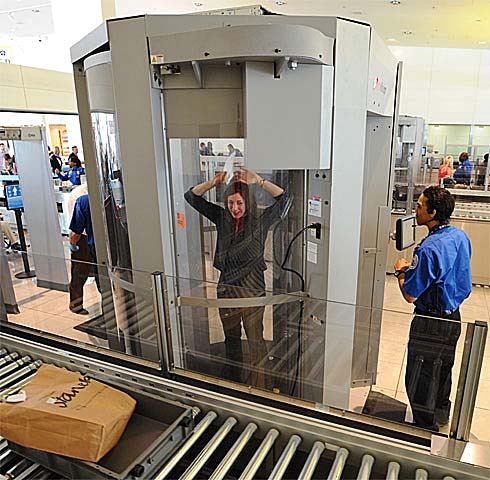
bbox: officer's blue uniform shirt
[69,195,94,245]
[404,224,472,314]
[58,167,85,185]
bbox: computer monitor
[395,215,416,251]
[4,183,23,210]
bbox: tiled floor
[2,249,489,444]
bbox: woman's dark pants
[217,270,268,389]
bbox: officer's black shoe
[435,405,450,427]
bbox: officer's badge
[409,254,418,269]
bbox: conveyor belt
[0,347,474,479]
[0,437,60,480]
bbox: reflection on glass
[92,112,132,273]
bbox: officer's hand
[68,243,79,252]
[394,258,410,271]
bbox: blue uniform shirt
[69,195,94,245]
[58,167,85,185]
[404,224,472,314]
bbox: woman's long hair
[223,181,258,224]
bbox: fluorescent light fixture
[276,0,286,5]
[390,0,401,4]
[387,38,397,42]
[478,41,487,45]
[402,30,413,35]
[194,2,203,6]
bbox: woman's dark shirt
[185,188,288,283]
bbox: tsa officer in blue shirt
[394,186,472,431]
[56,152,85,186]
[453,151,472,185]
[68,194,99,314]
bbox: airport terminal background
[0,1,489,479]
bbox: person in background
[0,214,21,251]
[55,156,85,186]
[0,143,7,166]
[206,141,215,156]
[394,187,471,431]
[475,152,489,186]
[227,143,243,157]
[199,142,207,156]
[68,145,80,164]
[453,152,472,184]
[68,193,99,314]
[3,154,17,175]
[49,146,62,174]
[185,168,288,388]
[438,155,453,182]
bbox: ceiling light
[387,38,397,42]
[390,0,401,4]
[478,41,487,45]
[32,8,40,13]
[402,30,413,35]
[194,2,203,6]
[276,0,286,5]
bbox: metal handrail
[450,320,488,441]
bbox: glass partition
[1,249,488,448]
[163,273,488,439]
[2,251,160,364]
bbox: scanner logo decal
[373,76,387,95]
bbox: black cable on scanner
[279,222,321,397]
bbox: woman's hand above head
[212,171,226,187]
[238,167,262,185]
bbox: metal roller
[239,429,280,480]
[0,353,18,367]
[415,468,428,480]
[386,462,400,479]
[298,441,325,480]
[0,360,41,390]
[154,411,216,480]
[357,454,375,479]
[209,422,258,480]
[267,434,302,480]
[180,416,238,480]
[0,356,27,377]
[326,447,349,480]
[0,372,37,398]
[4,458,30,478]
[442,477,456,480]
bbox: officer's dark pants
[217,270,268,389]
[405,308,461,430]
[69,235,100,311]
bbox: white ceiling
[0,0,488,73]
[116,0,490,49]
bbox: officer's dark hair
[423,186,455,222]
[459,151,469,162]
[484,152,489,163]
